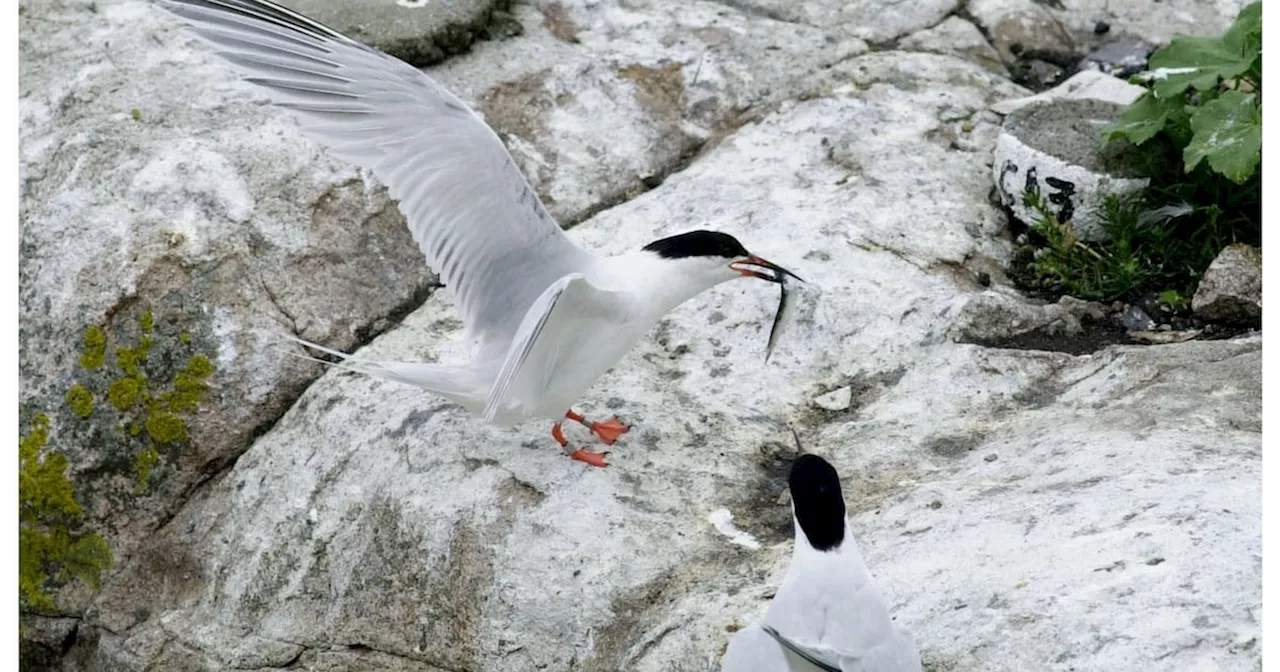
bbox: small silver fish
[765,273,802,363]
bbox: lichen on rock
[63,309,215,493]
[18,414,113,614]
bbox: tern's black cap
[642,230,749,260]
[789,454,846,552]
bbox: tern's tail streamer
[278,333,486,409]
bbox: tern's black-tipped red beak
[730,255,803,283]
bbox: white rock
[79,50,1259,672]
[900,16,1008,75]
[18,0,434,574]
[991,70,1147,116]
[428,0,870,226]
[812,386,853,411]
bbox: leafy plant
[1013,3,1262,309]
[1103,1,1261,184]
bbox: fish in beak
[730,255,804,284]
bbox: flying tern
[722,453,922,671]
[157,0,802,467]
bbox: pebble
[811,386,853,411]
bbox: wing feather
[158,0,593,350]
[482,274,628,421]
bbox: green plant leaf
[1183,91,1261,184]
[1223,2,1262,58]
[1149,34,1255,98]
[1102,92,1187,146]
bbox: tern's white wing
[722,624,831,672]
[483,273,629,422]
[762,536,923,672]
[158,0,593,350]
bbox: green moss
[130,108,142,122]
[180,332,192,343]
[134,445,160,493]
[139,310,154,334]
[107,377,143,412]
[19,415,113,612]
[145,411,187,445]
[79,326,106,371]
[65,385,93,418]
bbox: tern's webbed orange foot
[569,448,610,468]
[589,417,630,445]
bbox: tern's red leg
[588,417,630,445]
[564,409,630,445]
[569,448,610,468]
[553,415,610,467]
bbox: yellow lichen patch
[80,326,106,370]
[65,384,93,418]
[145,410,187,445]
[116,346,141,377]
[69,307,216,494]
[134,445,161,494]
[107,377,143,412]
[167,355,214,414]
[19,415,113,612]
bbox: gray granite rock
[900,16,1008,75]
[19,0,434,607]
[1193,244,1262,327]
[20,1,1261,671]
[74,52,1259,672]
[276,0,511,67]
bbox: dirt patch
[477,69,557,144]
[618,62,686,117]
[541,2,580,44]
[966,323,1130,356]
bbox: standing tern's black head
[788,453,847,552]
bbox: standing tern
[156,0,801,467]
[722,454,922,671]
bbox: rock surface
[426,0,872,226]
[74,50,1259,672]
[18,0,434,594]
[990,69,1144,115]
[20,0,1262,671]
[1192,244,1262,327]
[966,0,1249,88]
[900,16,1008,75]
[276,0,510,67]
